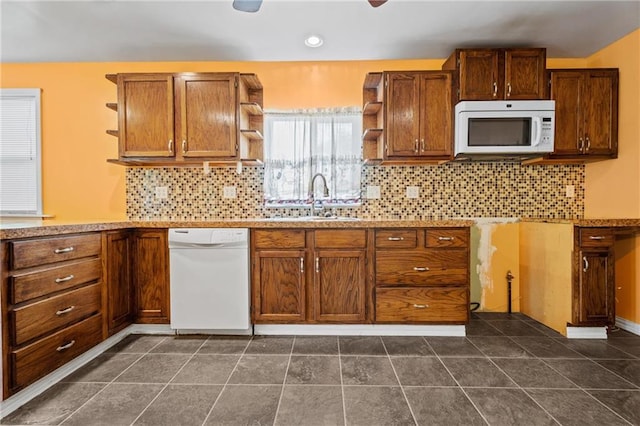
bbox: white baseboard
[0,326,132,419]
[615,316,640,336]
[254,324,466,336]
[566,326,607,339]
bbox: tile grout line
[379,337,418,426]
[534,357,637,425]
[128,336,211,426]
[200,336,253,426]
[271,337,295,426]
[421,335,491,426]
[57,335,170,425]
[465,337,563,425]
[338,336,347,426]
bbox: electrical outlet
[155,186,168,200]
[406,186,419,199]
[366,185,381,199]
[565,185,575,198]
[223,186,237,199]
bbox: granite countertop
[0,218,476,240]
[2,217,639,240]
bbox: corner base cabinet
[132,229,170,324]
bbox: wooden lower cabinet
[374,227,470,324]
[252,250,306,322]
[572,227,616,326]
[313,249,366,322]
[104,230,134,335]
[376,287,468,323]
[251,229,367,324]
[132,229,170,324]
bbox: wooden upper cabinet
[108,72,263,165]
[175,73,237,159]
[385,71,453,159]
[549,69,618,158]
[117,74,175,157]
[443,48,546,101]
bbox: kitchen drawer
[11,314,102,391]
[375,229,418,249]
[253,230,306,249]
[425,228,469,248]
[314,229,366,249]
[376,250,468,285]
[376,287,468,323]
[10,233,101,270]
[10,258,102,304]
[579,228,615,248]
[12,283,101,346]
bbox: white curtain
[263,107,362,205]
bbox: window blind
[0,89,43,215]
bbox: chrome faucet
[308,173,329,215]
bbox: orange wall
[584,29,640,324]
[0,59,442,220]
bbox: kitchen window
[0,89,43,216]
[263,107,362,206]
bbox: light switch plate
[406,186,419,199]
[155,186,168,200]
[366,185,381,199]
[565,185,575,198]
[223,186,237,199]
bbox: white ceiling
[1,0,639,63]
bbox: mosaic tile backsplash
[126,163,584,220]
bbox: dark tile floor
[2,313,639,425]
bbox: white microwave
[454,100,555,158]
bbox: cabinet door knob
[492,82,498,97]
[55,274,75,283]
[168,139,173,153]
[54,247,74,254]
[414,139,419,153]
[585,136,591,152]
[583,256,589,272]
[181,140,187,154]
[387,237,404,241]
[413,267,430,272]
[578,137,585,153]
[420,138,425,151]
[300,257,304,273]
[315,257,320,273]
[413,304,429,309]
[56,340,76,352]
[507,83,512,97]
[56,306,75,316]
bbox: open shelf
[106,103,117,111]
[363,101,382,115]
[105,74,117,84]
[240,129,264,141]
[362,129,383,141]
[240,102,263,115]
[106,130,119,137]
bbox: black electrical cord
[470,302,480,311]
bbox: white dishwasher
[168,228,251,335]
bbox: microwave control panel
[540,117,553,145]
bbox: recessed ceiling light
[304,35,324,48]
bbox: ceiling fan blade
[368,0,388,7]
[233,0,263,13]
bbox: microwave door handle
[531,117,542,146]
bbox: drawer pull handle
[54,247,74,254]
[387,237,404,241]
[55,274,75,283]
[438,236,454,241]
[413,304,429,309]
[588,236,606,240]
[583,256,589,272]
[413,267,430,272]
[56,306,75,316]
[56,340,76,352]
